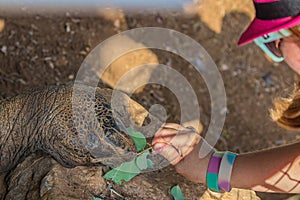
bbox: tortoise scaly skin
[0,84,135,174]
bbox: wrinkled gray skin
[0,84,136,175]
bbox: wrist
[205,151,238,193]
[197,138,215,183]
[174,141,214,183]
[174,138,215,184]
[199,149,214,183]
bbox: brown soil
[0,0,299,199]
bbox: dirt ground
[0,0,300,199]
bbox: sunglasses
[254,28,292,62]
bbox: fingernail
[153,143,167,153]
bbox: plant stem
[137,146,153,155]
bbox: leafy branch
[103,128,153,184]
[102,128,185,200]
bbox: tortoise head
[45,86,136,168]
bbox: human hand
[152,123,214,183]
[152,123,201,165]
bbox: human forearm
[176,141,300,193]
[231,142,300,193]
[153,124,300,193]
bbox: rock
[193,0,254,33]
[96,7,128,31]
[112,175,170,199]
[4,153,55,200]
[201,188,261,200]
[96,35,159,94]
[40,164,108,200]
[1,46,7,55]
[0,19,4,33]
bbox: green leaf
[147,158,153,169]
[170,185,184,200]
[93,197,102,200]
[136,151,149,170]
[104,159,141,184]
[127,128,146,152]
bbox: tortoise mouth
[100,127,137,153]
[118,132,136,152]
[83,132,136,167]
[111,117,137,152]
[90,145,136,166]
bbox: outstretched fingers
[152,124,201,165]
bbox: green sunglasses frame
[254,29,292,62]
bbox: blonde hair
[271,80,300,130]
[289,25,300,38]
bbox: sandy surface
[0,0,299,199]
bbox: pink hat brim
[238,15,300,46]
